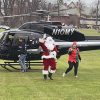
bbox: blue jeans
[19,54,27,71]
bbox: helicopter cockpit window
[0,32,8,43]
[6,34,15,47]
[0,32,4,39]
[13,33,29,46]
[19,23,31,30]
[30,23,38,30]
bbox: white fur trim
[45,37,55,50]
[45,43,54,51]
[48,66,51,72]
[42,70,48,75]
[49,70,56,74]
[45,37,55,44]
[42,55,51,59]
[42,51,57,59]
[39,38,44,43]
[50,51,57,59]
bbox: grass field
[0,29,100,100]
[0,50,100,100]
[78,29,100,36]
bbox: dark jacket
[18,41,27,54]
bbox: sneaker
[24,69,27,72]
[75,75,78,78]
[62,73,66,77]
[21,70,25,73]
[48,76,53,80]
[43,75,47,80]
[48,73,53,80]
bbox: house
[49,1,81,26]
[49,1,97,27]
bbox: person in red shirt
[63,42,81,77]
[39,36,57,80]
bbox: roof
[3,29,37,34]
[51,1,91,16]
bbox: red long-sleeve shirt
[68,47,81,63]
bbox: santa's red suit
[39,37,57,80]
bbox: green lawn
[78,29,100,36]
[0,50,100,100]
[0,29,5,32]
[0,29,100,100]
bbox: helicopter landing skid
[0,61,43,71]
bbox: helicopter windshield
[0,32,4,39]
[0,32,8,43]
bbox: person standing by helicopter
[18,37,27,72]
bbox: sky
[46,0,96,5]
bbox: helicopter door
[12,33,29,47]
[5,34,15,47]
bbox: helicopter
[0,9,100,61]
[0,24,100,62]
[0,9,99,71]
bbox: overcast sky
[46,0,96,5]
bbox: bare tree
[39,0,47,10]
[78,0,86,18]
[90,0,100,29]
[0,0,3,16]
[15,0,28,14]
[0,0,48,27]
[8,0,16,15]
[57,0,64,16]
[27,0,39,12]
[77,0,86,28]
[1,0,16,16]
[1,0,47,15]
[90,6,96,17]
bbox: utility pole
[78,0,81,28]
[78,0,81,17]
[57,0,60,16]
[57,0,63,16]
[96,0,100,29]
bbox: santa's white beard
[45,42,54,51]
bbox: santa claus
[39,36,57,80]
